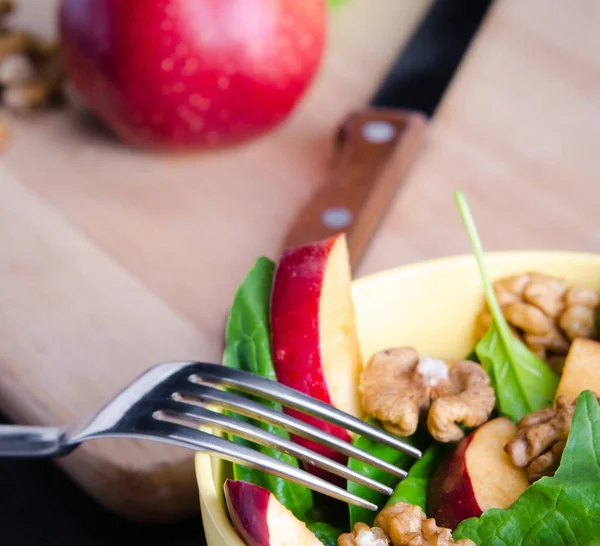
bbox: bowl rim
[195,249,600,545]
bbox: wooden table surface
[1,0,599,523]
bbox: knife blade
[283,0,494,271]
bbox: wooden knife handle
[284,108,427,271]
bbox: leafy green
[465,348,479,363]
[385,443,450,512]
[306,521,342,546]
[348,420,423,527]
[328,0,349,8]
[455,191,559,421]
[454,390,600,545]
[223,257,313,519]
[476,325,558,422]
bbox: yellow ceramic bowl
[195,251,600,546]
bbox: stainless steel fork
[0,362,421,510]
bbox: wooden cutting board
[1,0,599,523]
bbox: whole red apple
[59,0,326,149]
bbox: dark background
[0,413,205,546]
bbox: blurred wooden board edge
[0,167,208,522]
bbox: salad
[218,191,600,546]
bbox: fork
[0,362,421,511]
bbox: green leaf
[328,0,349,8]
[223,257,313,519]
[454,390,600,545]
[455,190,559,421]
[306,521,342,546]
[476,325,558,422]
[348,420,424,527]
[385,443,451,512]
[464,348,479,363]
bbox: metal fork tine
[176,387,408,479]
[186,363,422,459]
[130,420,378,511]
[157,403,393,495]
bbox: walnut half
[505,393,600,482]
[373,502,475,546]
[359,347,495,442]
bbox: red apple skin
[270,235,355,482]
[59,0,326,149]
[427,417,528,530]
[224,480,270,546]
[427,434,482,529]
[224,480,323,546]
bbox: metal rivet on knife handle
[283,108,427,271]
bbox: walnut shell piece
[359,348,495,443]
[374,502,475,546]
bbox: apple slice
[555,338,600,403]
[428,417,529,529]
[271,234,362,478]
[224,480,323,546]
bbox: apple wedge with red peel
[271,234,362,479]
[224,480,323,546]
[428,417,529,530]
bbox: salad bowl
[195,250,600,546]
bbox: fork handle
[0,425,70,458]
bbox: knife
[283,0,494,271]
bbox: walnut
[523,274,567,317]
[505,394,600,482]
[559,305,596,340]
[427,361,496,442]
[374,502,475,546]
[475,272,599,369]
[0,3,64,113]
[564,286,600,308]
[503,301,554,335]
[0,1,12,19]
[338,523,389,546]
[359,348,495,442]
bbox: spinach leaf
[223,257,313,519]
[476,324,558,422]
[385,443,450,511]
[454,390,600,545]
[465,348,479,363]
[455,191,559,421]
[306,521,342,546]
[348,420,423,527]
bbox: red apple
[59,0,326,149]
[224,480,323,546]
[428,417,529,529]
[270,234,362,481]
